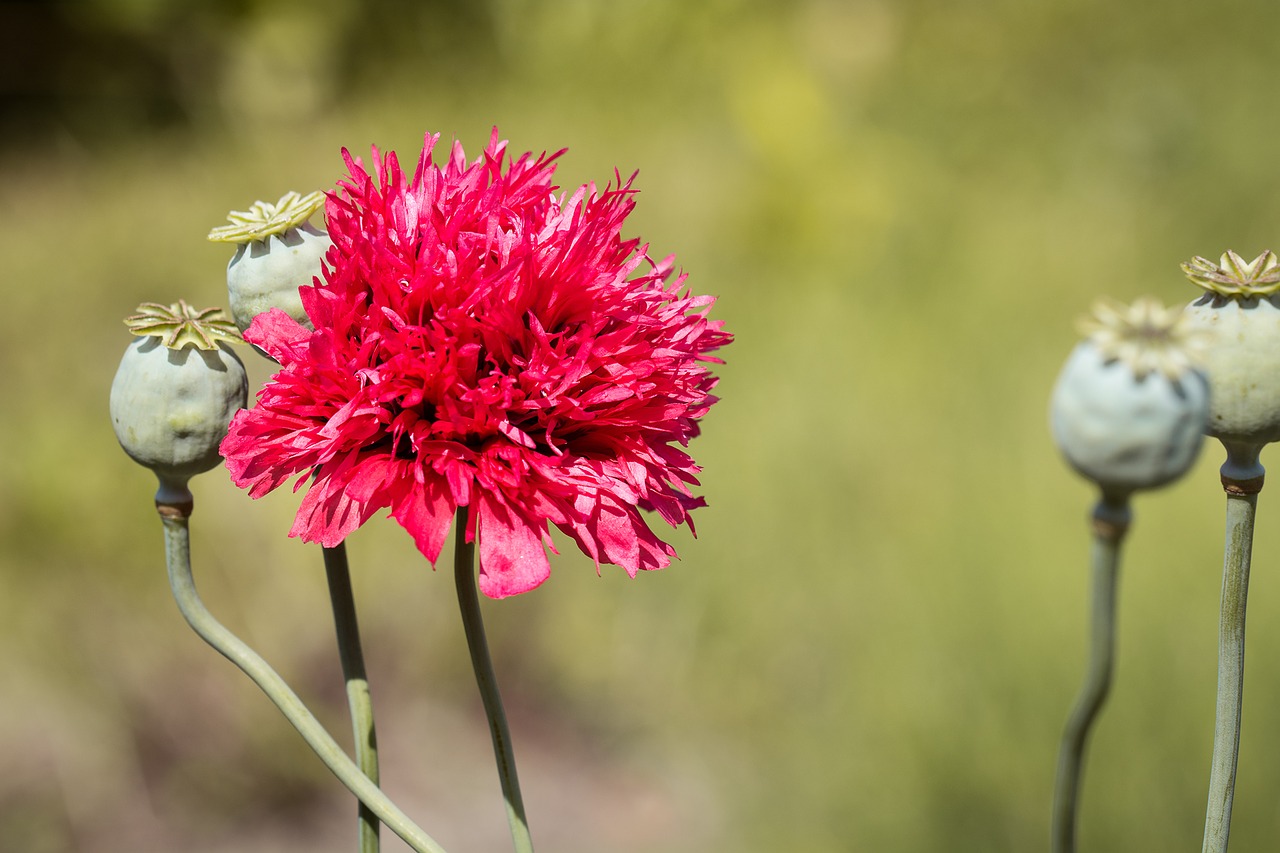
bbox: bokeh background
[7,0,1280,850]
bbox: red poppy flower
[221,129,730,598]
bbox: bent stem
[453,508,534,853]
[1202,453,1262,853]
[324,543,381,853]
[157,489,448,853]
[1052,494,1130,853]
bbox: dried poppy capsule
[1050,297,1209,500]
[208,191,331,333]
[1181,250,1280,481]
[110,301,248,503]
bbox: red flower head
[221,129,731,598]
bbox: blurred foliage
[9,0,1280,850]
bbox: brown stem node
[1090,496,1132,543]
[1222,473,1265,496]
[155,498,194,519]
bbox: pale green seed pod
[1180,251,1280,474]
[209,190,330,333]
[110,301,248,500]
[1050,298,1210,500]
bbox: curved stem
[453,509,534,853]
[324,543,381,853]
[157,496,448,853]
[1202,467,1260,853]
[1052,496,1129,853]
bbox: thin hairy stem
[157,493,447,853]
[453,509,534,853]
[1202,463,1260,853]
[324,542,381,853]
[1052,496,1129,853]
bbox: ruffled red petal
[477,494,551,598]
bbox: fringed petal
[391,471,455,565]
[477,494,551,598]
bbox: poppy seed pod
[209,191,330,333]
[1181,251,1280,474]
[1050,297,1210,500]
[110,301,248,500]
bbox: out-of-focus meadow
[9,0,1280,850]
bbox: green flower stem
[156,490,448,853]
[323,543,381,853]
[1052,495,1130,853]
[1202,457,1262,853]
[453,509,534,853]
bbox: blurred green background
[7,0,1280,850]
